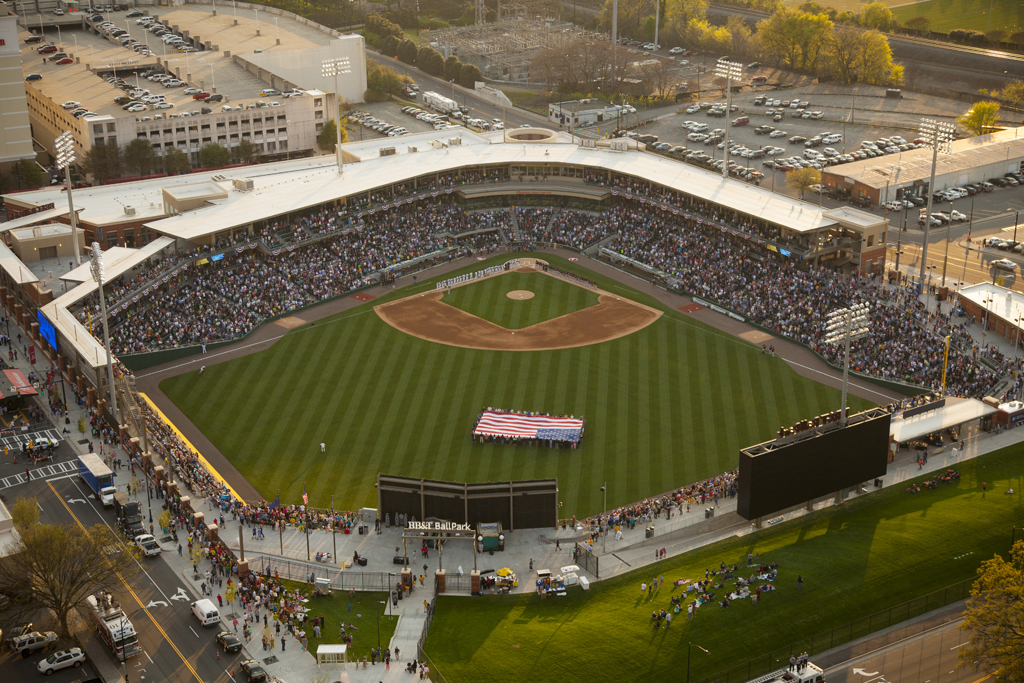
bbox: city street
[825,619,978,683]
[3,466,243,683]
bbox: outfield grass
[278,580,397,662]
[426,443,1024,683]
[887,0,1019,33]
[442,271,599,329]
[160,252,873,518]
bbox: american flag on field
[302,487,308,506]
[474,410,583,442]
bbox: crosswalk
[0,429,63,448]
[0,459,77,491]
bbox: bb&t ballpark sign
[407,521,472,531]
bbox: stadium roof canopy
[889,397,997,443]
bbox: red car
[679,50,693,56]
[192,92,210,100]
[55,58,73,65]
[37,45,56,53]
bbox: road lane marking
[46,480,205,683]
[190,626,199,638]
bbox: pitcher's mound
[507,290,535,300]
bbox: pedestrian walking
[320,442,326,452]
[797,574,803,590]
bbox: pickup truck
[11,631,57,658]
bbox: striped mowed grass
[160,253,874,517]
[442,271,600,329]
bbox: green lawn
[426,444,1024,683]
[888,0,1020,33]
[160,252,873,519]
[442,271,599,329]
[279,580,397,662]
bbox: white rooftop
[890,397,998,443]
[5,133,842,243]
[0,241,39,285]
[10,224,73,240]
[958,282,1024,331]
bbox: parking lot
[344,99,485,142]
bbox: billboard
[737,409,891,520]
[37,310,57,350]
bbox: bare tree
[0,507,141,639]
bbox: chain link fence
[692,577,974,683]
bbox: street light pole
[600,483,607,551]
[54,132,81,266]
[89,243,119,425]
[686,642,710,683]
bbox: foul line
[139,392,242,502]
[46,480,205,683]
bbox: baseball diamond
[157,252,875,518]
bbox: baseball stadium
[3,126,1020,683]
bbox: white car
[183,87,202,95]
[768,130,787,138]
[950,210,968,222]
[37,648,86,675]
[52,7,64,14]
[127,104,147,112]
[993,258,1018,271]
[153,102,174,109]
[135,534,161,556]
[685,105,700,113]
[669,47,685,54]
[61,101,80,110]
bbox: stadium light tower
[713,59,743,179]
[824,304,871,427]
[917,119,955,296]
[321,57,351,176]
[55,132,81,266]
[90,243,118,424]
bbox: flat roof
[5,134,841,241]
[0,241,40,285]
[824,126,1024,190]
[0,206,72,232]
[10,223,72,239]
[958,282,1024,329]
[890,397,998,443]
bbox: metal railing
[246,553,399,591]
[691,577,974,683]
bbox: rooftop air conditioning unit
[124,206,136,216]
[233,178,254,192]
[407,146,418,154]
[380,147,396,157]
[580,138,596,148]
[448,137,462,147]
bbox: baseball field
[426,442,1024,683]
[888,0,1020,33]
[159,253,874,518]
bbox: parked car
[216,631,243,654]
[55,58,74,65]
[11,631,57,658]
[993,258,1018,271]
[37,649,86,675]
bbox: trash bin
[645,525,654,539]
[704,508,710,519]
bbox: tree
[318,120,337,152]
[11,496,39,531]
[786,167,821,199]
[124,138,158,176]
[958,101,1001,136]
[959,540,1024,683]
[458,62,483,89]
[1010,30,1024,50]
[0,505,140,639]
[444,55,463,82]
[858,2,895,31]
[903,16,930,32]
[756,9,834,72]
[986,29,1008,45]
[666,0,708,42]
[980,80,1024,123]
[365,62,406,102]
[417,46,446,77]
[235,139,260,164]
[599,0,653,34]
[382,34,400,57]
[397,39,418,65]
[163,148,191,175]
[82,143,123,183]
[15,159,47,189]
[199,143,231,168]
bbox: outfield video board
[737,409,891,520]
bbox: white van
[190,599,220,626]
